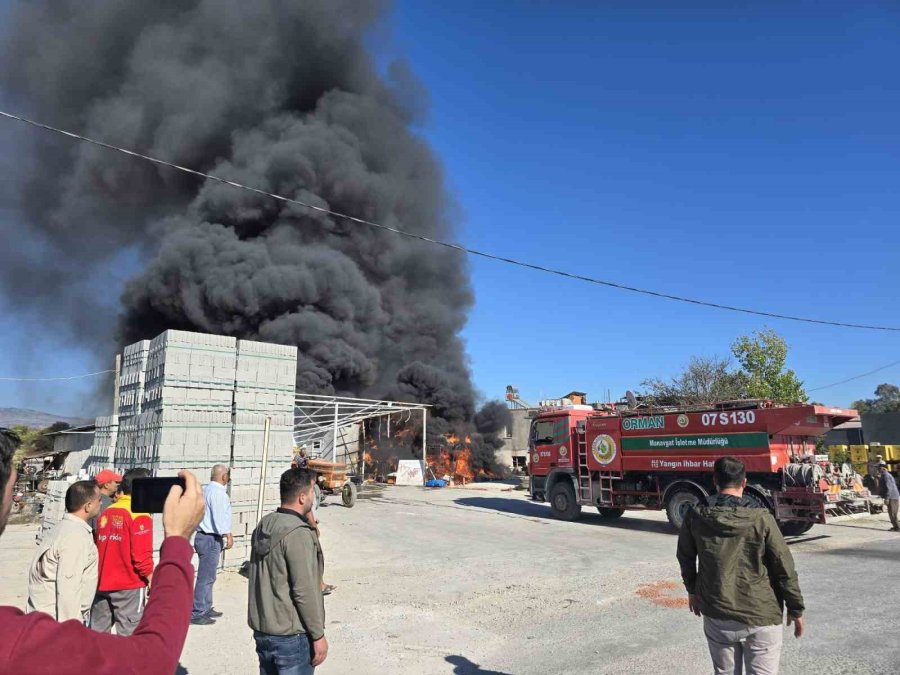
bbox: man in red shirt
[0,426,205,674]
[92,467,154,635]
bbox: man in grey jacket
[248,468,328,674]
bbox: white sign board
[395,460,425,486]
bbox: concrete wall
[305,422,361,466]
[861,412,900,444]
[55,430,96,475]
[493,408,533,471]
[825,413,900,446]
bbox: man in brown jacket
[248,468,328,674]
[677,456,805,675]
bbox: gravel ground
[2,485,898,674]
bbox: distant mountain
[0,408,93,429]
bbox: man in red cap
[90,469,122,532]
[91,468,154,636]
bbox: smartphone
[131,476,186,513]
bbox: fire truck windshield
[532,420,556,446]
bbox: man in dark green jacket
[248,468,328,673]
[677,456,805,675]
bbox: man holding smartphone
[92,468,155,636]
[191,464,233,625]
[0,427,208,673]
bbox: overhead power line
[0,369,114,382]
[807,359,900,392]
[2,109,899,332]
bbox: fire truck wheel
[779,520,814,536]
[596,507,625,519]
[665,488,702,530]
[549,481,582,521]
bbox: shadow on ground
[453,497,674,534]
[445,655,512,674]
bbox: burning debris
[1,1,509,456]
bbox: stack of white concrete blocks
[101,330,297,567]
[226,339,298,566]
[118,341,150,417]
[38,480,71,542]
[83,415,118,474]
[121,330,238,474]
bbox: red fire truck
[527,398,870,534]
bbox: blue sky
[2,1,899,416]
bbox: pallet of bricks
[113,340,151,471]
[109,330,297,568]
[228,339,297,568]
[38,481,70,543]
[82,415,119,476]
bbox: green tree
[9,422,71,467]
[852,383,900,413]
[731,329,807,403]
[642,355,747,405]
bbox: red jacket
[0,536,193,674]
[95,494,154,591]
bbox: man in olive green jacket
[677,457,805,675]
[248,468,328,673]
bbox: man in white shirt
[27,481,101,622]
[191,464,233,625]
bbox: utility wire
[0,369,114,382]
[807,359,900,392]
[2,108,899,332]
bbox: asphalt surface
[1,485,898,674]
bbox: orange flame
[453,447,475,482]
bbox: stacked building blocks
[118,340,150,417]
[83,415,119,474]
[39,330,299,566]
[226,339,298,565]
[98,331,298,567]
[37,480,70,542]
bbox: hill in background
[0,408,92,429]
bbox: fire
[425,432,477,484]
[453,447,475,482]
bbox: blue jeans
[253,632,314,675]
[192,532,222,619]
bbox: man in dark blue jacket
[877,461,900,531]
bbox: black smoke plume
[1,1,508,463]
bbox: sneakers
[207,609,223,618]
[190,616,216,626]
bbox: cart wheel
[342,481,357,507]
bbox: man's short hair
[210,464,230,481]
[0,427,20,494]
[120,468,151,495]
[65,481,99,513]
[713,456,746,489]
[280,468,315,504]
